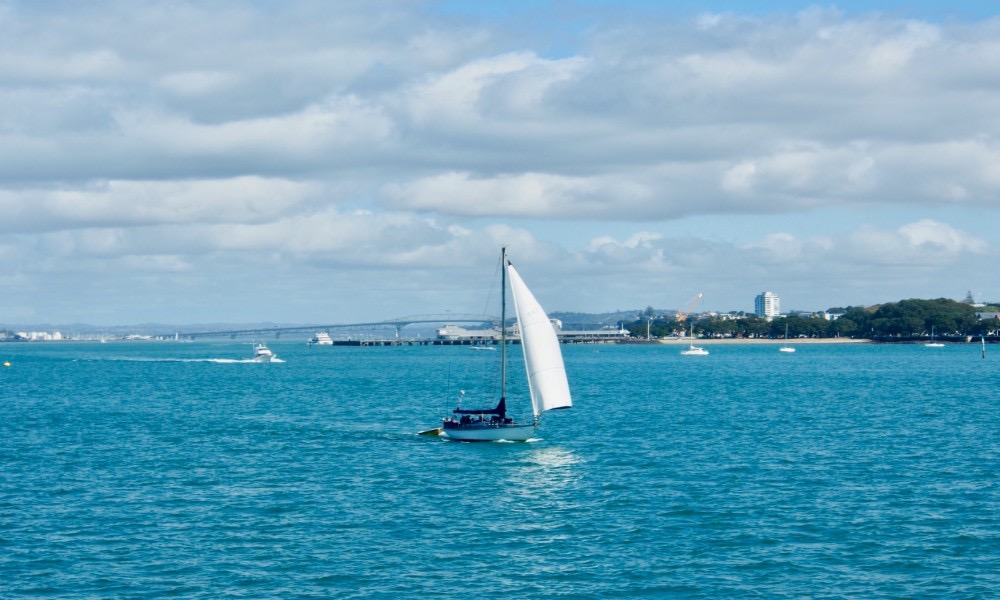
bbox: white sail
[507,263,572,417]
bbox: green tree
[867,298,977,338]
[828,317,858,337]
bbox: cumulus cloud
[399,51,590,134]
[846,219,988,265]
[0,177,315,233]
[575,220,991,313]
[0,1,998,323]
[383,171,617,217]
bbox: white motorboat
[309,332,333,346]
[251,343,276,362]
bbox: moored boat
[680,323,709,355]
[925,326,944,347]
[681,344,709,356]
[780,323,796,353]
[309,332,333,346]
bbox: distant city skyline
[4,288,990,332]
[1,1,998,325]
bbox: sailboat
[423,248,572,441]
[680,343,709,356]
[925,326,944,347]
[780,323,795,353]
[680,323,708,355]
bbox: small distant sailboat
[421,247,572,441]
[925,326,944,348]
[982,334,987,359]
[680,323,708,356]
[681,344,709,356]
[780,323,795,353]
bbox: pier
[154,314,632,345]
[331,339,500,347]
[156,314,494,341]
[324,336,624,346]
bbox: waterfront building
[15,331,64,341]
[436,320,631,344]
[754,292,780,320]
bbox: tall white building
[754,291,780,320]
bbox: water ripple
[1,342,998,597]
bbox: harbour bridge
[158,314,497,341]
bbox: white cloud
[866,21,941,73]
[110,96,395,164]
[586,232,667,267]
[849,219,989,264]
[383,171,610,217]
[1,2,999,323]
[405,52,532,124]
[156,71,241,97]
[0,177,315,233]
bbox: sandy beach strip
[654,337,870,345]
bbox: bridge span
[158,314,495,341]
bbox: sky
[1,0,999,326]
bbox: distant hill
[0,322,310,335]
[8,298,995,338]
[550,310,642,330]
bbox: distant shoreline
[654,337,871,345]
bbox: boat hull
[251,343,275,362]
[441,423,536,442]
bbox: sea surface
[1,340,998,598]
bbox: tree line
[627,298,998,341]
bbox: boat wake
[80,357,286,364]
[210,358,286,364]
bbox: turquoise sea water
[1,340,998,598]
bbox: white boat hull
[250,343,276,362]
[310,333,334,345]
[441,423,536,442]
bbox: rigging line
[443,355,453,409]
[479,253,504,324]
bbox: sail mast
[500,246,507,401]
